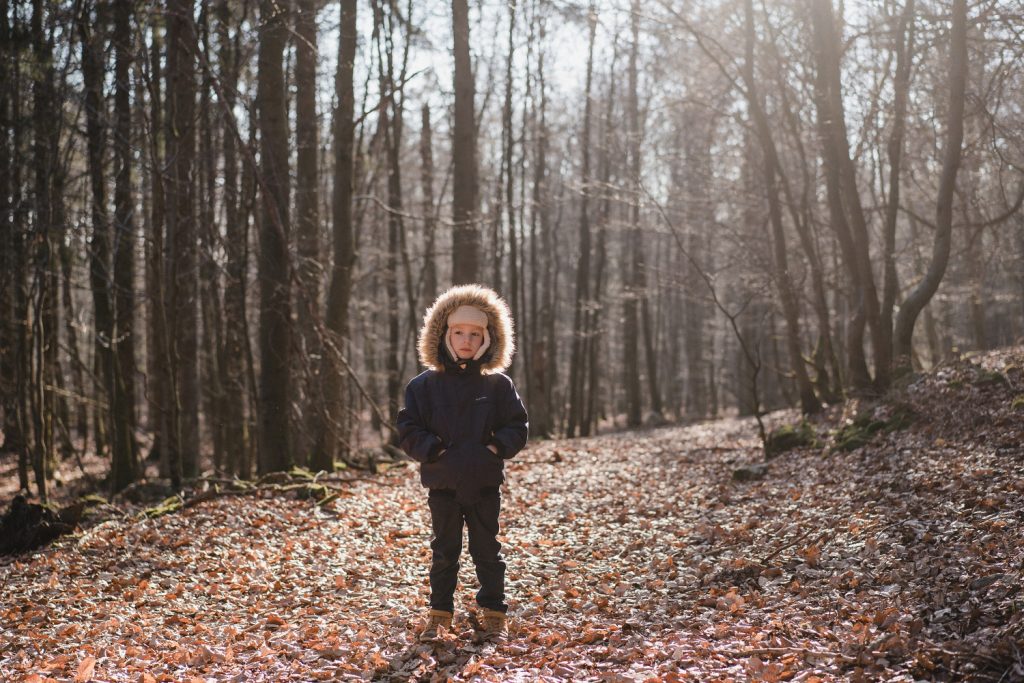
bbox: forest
[2,0,1024,679]
[0,0,1022,497]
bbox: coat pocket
[470,397,496,443]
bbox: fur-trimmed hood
[417,284,515,374]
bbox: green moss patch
[765,421,816,458]
[832,403,915,452]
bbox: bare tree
[256,0,292,473]
[451,0,479,284]
[893,0,968,371]
[312,0,358,472]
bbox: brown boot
[479,609,508,642]
[418,609,453,642]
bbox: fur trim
[418,284,515,374]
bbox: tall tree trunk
[294,0,321,465]
[528,14,553,438]
[257,0,292,473]
[0,0,28,491]
[681,112,709,418]
[145,13,170,478]
[743,0,820,414]
[197,5,226,473]
[567,6,595,438]
[166,0,199,483]
[809,0,887,391]
[312,0,357,472]
[30,0,57,501]
[808,0,871,392]
[375,0,404,437]
[583,54,617,436]
[623,0,643,428]
[879,0,915,382]
[503,0,520,347]
[215,0,247,478]
[451,0,479,284]
[80,1,116,482]
[893,0,967,371]
[111,0,139,491]
[420,104,438,305]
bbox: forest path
[3,351,1023,682]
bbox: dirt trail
[2,351,1023,681]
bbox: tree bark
[528,14,553,438]
[743,0,820,415]
[879,0,915,382]
[567,6,596,438]
[623,0,643,428]
[503,0,520,349]
[294,0,322,465]
[80,1,116,482]
[215,0,248,478]
[807,0,872,392]
[111,0,139,492]
[809,0,887,391]
[144,14,170,478]
[419,104,438,306]
[893,0,967,371]
[0,0,29,492]
[257,0,292,474]
[451,0,479,284]
[312,0,358,472]
[30,0,58,501]
[166,0,200,483]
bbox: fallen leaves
[1,348,1023,681]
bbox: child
[397,284,529,642]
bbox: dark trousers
[427,487,507,614]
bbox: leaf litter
[2,348,1023,682]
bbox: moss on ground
[765,421,816,458]
[833,403,915,452]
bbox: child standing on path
[397,285,529,642]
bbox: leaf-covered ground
[2,349,1023,682]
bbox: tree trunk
[0,0,29,491]
[256,0,292,474]
[111,0,139,492]
[80,1,116,483]
[375,0,404,438]
[197,6,226,473]
[880,0,915,382]
[166,0,200,483]
[30,0,57,501]
[294,0,322,466]
[145,14,170,478]
[809,0,887,391]
[313,0,358,472]
[528,15,553,438]
[215,0,248,478]
[807,0,871,392]
[420,104,438,306]
[584,53,617,436]
[743,0,819,415]
[893,0,967,371]
[503,0,520,350]
[451,0,479,284]
[623,1,643,428]
[567,6,595,438]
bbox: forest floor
[1,348,1023,682]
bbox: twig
[759,526,818,564]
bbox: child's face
[450,324,485,359]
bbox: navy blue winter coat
[397,285,529,502]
